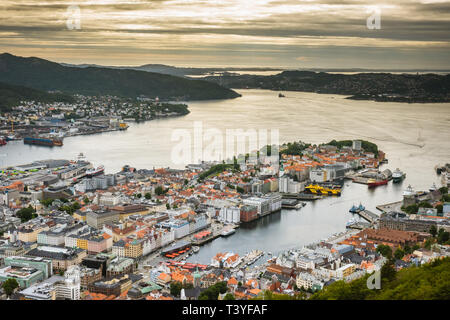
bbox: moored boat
[392,168,406,183]
[24,136,63,147]
[368,179,388,188]
[85,165,105,177]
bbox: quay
[282,193,322,200]
[346,221,372,230]
[376,201,403,213]
[352,209,379,224]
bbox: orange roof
[227,277,238,286]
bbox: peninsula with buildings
[0,94,190,144]
[0,139,449,300]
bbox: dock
[353,210,379,224]
[282,193,321,200]
[346,221,372,230]
[376,201,403,213]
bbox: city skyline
[1,0,449,69]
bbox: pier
[346,221,372,230]
[376,201,403,213]
[353,210,379,224]
[282,193,322,200]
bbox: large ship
[85,165,105,177]
[23,136,63,147]
[304,184,341,196]
[367,178,388,188]
[392,168,406,183]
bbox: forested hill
[0,53,240,101]
[203,70,450,103]
[0,81,74,112]
[310,257,450,300]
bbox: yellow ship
[304,184,341,196]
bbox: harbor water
[3,89,449,263]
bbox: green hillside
[0,53,240,100]
[310,257,450,300]
[0,81,74,112]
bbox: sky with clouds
[0,0,449,68]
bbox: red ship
[368,179,388,188]
[0,137,7,146]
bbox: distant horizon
[3,52,450,74]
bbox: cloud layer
[1,0,449,68]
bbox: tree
[376,244,392,259]
[72,202,81,210]
[166,203,170,210]
[437,228,450,244]
[404,245,412,255]
[394,248,405,260]
[236,186,244,194]
[59,269,65,276]
[16,206,35,222]
[144,193,151,200]
[430,225,438,238]
[436,204,443,214]
[418,201,432,209]
[170,281,182,297]
[2,278,19,297]
[380,260,397,282]
[83,197,90,204]
[155,186,165,196]
[40,199,54,207]
[223,293,235,300]
[439,186,448,195]
[136,193,142,199]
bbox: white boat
[392,168,406,183]
[85,165,105,177]
[403,185,415,196]
[193,246,200,253]
[429,183,438,192]
[221,228,235,237]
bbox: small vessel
[193,246,200,253]
[346,218,357,227]
[392,168,406,183]
[429,183,438,192]
[403,184,415,196]
[350,203,365,213]
[0,137,7,146]
[221,228,236,237]
[85,165,105,177]
[278,93,285,98]
[24,136,63,147]
[368,179,388,188]
[5,135,16,141]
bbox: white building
[218,207,240,224]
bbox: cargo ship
[23,137,63,147]
[85,165,105,177]
[304,184,341,196]
[392,168,406,183]
[367,179,388,188]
